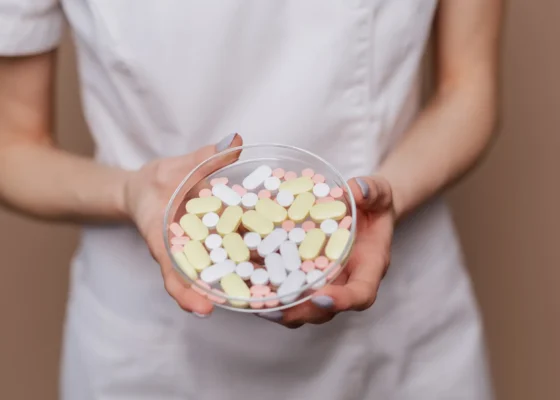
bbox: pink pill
[316,196,334,204]
[339,216,353,230]
[281,220,296,232]
[250,295,265,309]
[314,256,330,270]
[232,184,247,196]
[302,220,316,232]
[199,188,212,198]
[302,168,315,178]
[171,245,184,253]
[327,264,342,280]
[258,190,272,199]
[264,293,280,308]
[208,290,227,304]
[301,260,315,273]
[169,222,185,237]
[171,236,190,245]
[192,280,210,297]
[250,285,271,296]
[284,171,298,181]
[272,168,285,179]
[330,187,344,199]
[312,174,325,184]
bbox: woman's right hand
[122,133,243,317]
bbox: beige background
[1,1,558,399]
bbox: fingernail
[215,133,237,152]
[311,295,334,309]
[193,312,210,319]
[355,178,369,199]
[257,311,284,322]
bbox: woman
[0,1,501,399]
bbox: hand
[264,176,395,328]
[123,133,243,317]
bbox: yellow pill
[278,177,314,195]
[255,198,288,224]
[309,201,347,222]
[222,232,250,263]
[221,273,251,308]
[325,229,351,261]
[288,192,316,223]
[299,228,326,261]
[183,240,212,271]
[172,252,198,281]
[241,210,274,237]
[185,196,222,216]
[179,214,209,241]
[216,206,243,236]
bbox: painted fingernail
[257,311,284,322]
[355,178,369,199]
[215,133,237,152]
[193,312,210,319]
[311,295,334,309]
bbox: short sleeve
[0,0,64,56]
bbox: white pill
[312,183,331,198]
[202,212,220,229]
[210,247,228,264]
[243,165,272,190]
[306,269,327,290]
[280,241,302,272]
[235,262,254,280]
[264,176,281,192]
[257,228,288,257]
[200,260,236,285]
[264,253,288,286]
[288,227,306,244]
[250,268,270,286]
[276,190,295,207]
[320,219,339,236]
[241,192,259,209]
[204,233,223,250]
[243,232,262,250]
[212,184,242,206]
[277,270,307,304]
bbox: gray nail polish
[311,295,334,309]
[257,311,284,322]
[193,312,210,319]
[355,178,370,199]
[215,133,237,152]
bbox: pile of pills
[168,165,353,309]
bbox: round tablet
[281,219,296,232]
[264,292,280,308]
[320,219,339,236]
[300,260,315,273]
[284,171,297,181]
[272,168,285,179]
[251,284,271,296]
[241,192,259,209]
[302,168,315,178]
[316,196,335,204]
[312,174,325,184]
[243,232,262,250]
[198,188,212,198]
[202,212,220,229]
[235,262,255,280]
[306,269,326,290]
[232,184,247,196]
[302,220,316,232]
[276,190,295,207]
[258,189,271,199]
[330,186,344,199]
[250,269,270,286]
[312,183,330,198]
[204,234,223,250]
[210,247,228,264]
[288,227,306,244]
[314,256,329,270]
[264,176,281,192]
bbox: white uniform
[1,1,494,399]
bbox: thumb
[347,175,392,212]
[191,133,244,177]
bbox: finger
[192,133,244,177]
[163,268,214,315]
[347,175,392,212]
[280,301,336,326]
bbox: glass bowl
[163,143,357,313]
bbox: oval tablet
[222,232,250,263]
[280,241,302,272]
[179,214,209,241]
[185,196,222,216]
[220,273,251,308]
[279,176,314,195]
[325,229,351,261]
[288,192,316,223]
[309,201,347,222]
[172,252,198,281]
[241,210,274,237]
[277,270,307,304]
[212,184,242,206]
[200,260,236,285]
[243,165,273,190]
[255,198,288,224]
[299,228,326,261]
[216,205,243,236]
[183,240,212,271]
[257,228,288,257]
[264,253,288,286]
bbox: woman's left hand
[260,175,395,328]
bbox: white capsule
[243,232,262,250]
[264,253,288,286]
[210,247,228,264]
[320,219,339,236]
[280,241,302,272]
[277,270,307,304]
[264,176,281,192]
[241,192,259,209]
[212,184,242,206]
[250,268,270,286]
[306,269,327,290]
[200,260,236,285]
[204,233,223,250]
[312,183,331,198]
[276,190,295,207]
[257,228,288,257]
[288,227,306,244]
[235,262,254,280]
[202,212,220,229]
[243,165,272,190]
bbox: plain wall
[0,1,558,399]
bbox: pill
[185,196,222,216]
[288,192,316,223]
[250,268,270,286]
[204,233,223,250]
[192,280,211,296]
[257,228,288,257]
[264,293,280,308]
[171,236,190,245]
[309,201,347,222]
[250,284,271,296]
[325,229,351,261]
[339,216,353,230]
[202,212,220,229]
[312,183,331,198]
[208,289,227,304]
[280,241,302,272]
[306,269,327,290]
[316,196,335,204]
[312,174,326,184]
[220,273,251,308]
[243,165,272,190]
[212,184,242,206]
[264,253,288,286]
[299,228,326,261]
[302,168,315,178]
[198,188,212,198]
[241,210,274,237]
[216,205,243,236]
[210,247,228,263]
[281,219,296,232]
[200,260,236,285]
[255,198,288,224]
[288,227,306,244]
[232,184,247,196]
[184,240,212,271]
[327,264,342,280]
[172,252,198,281]
[302,220,316,232]
[243,232,262,250]
[276,190,295,207]
[258,189,271,199]
[314,256,330,270]
[222,232,250,263]
[250,295,265,309]
[320,219,339,235]
[210,177,228,186]
[235,261,255,280]
[241,192,259,209]
[300,260,315,273]
[264,176,281,192]
[279,176,314,195]
[171,244,184,253]
[277,270,307,304]
[179,214,209,241]
[284,171,298,181]
[330,187,344,199]
[169,222,185,237]
[272,168,285,179]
